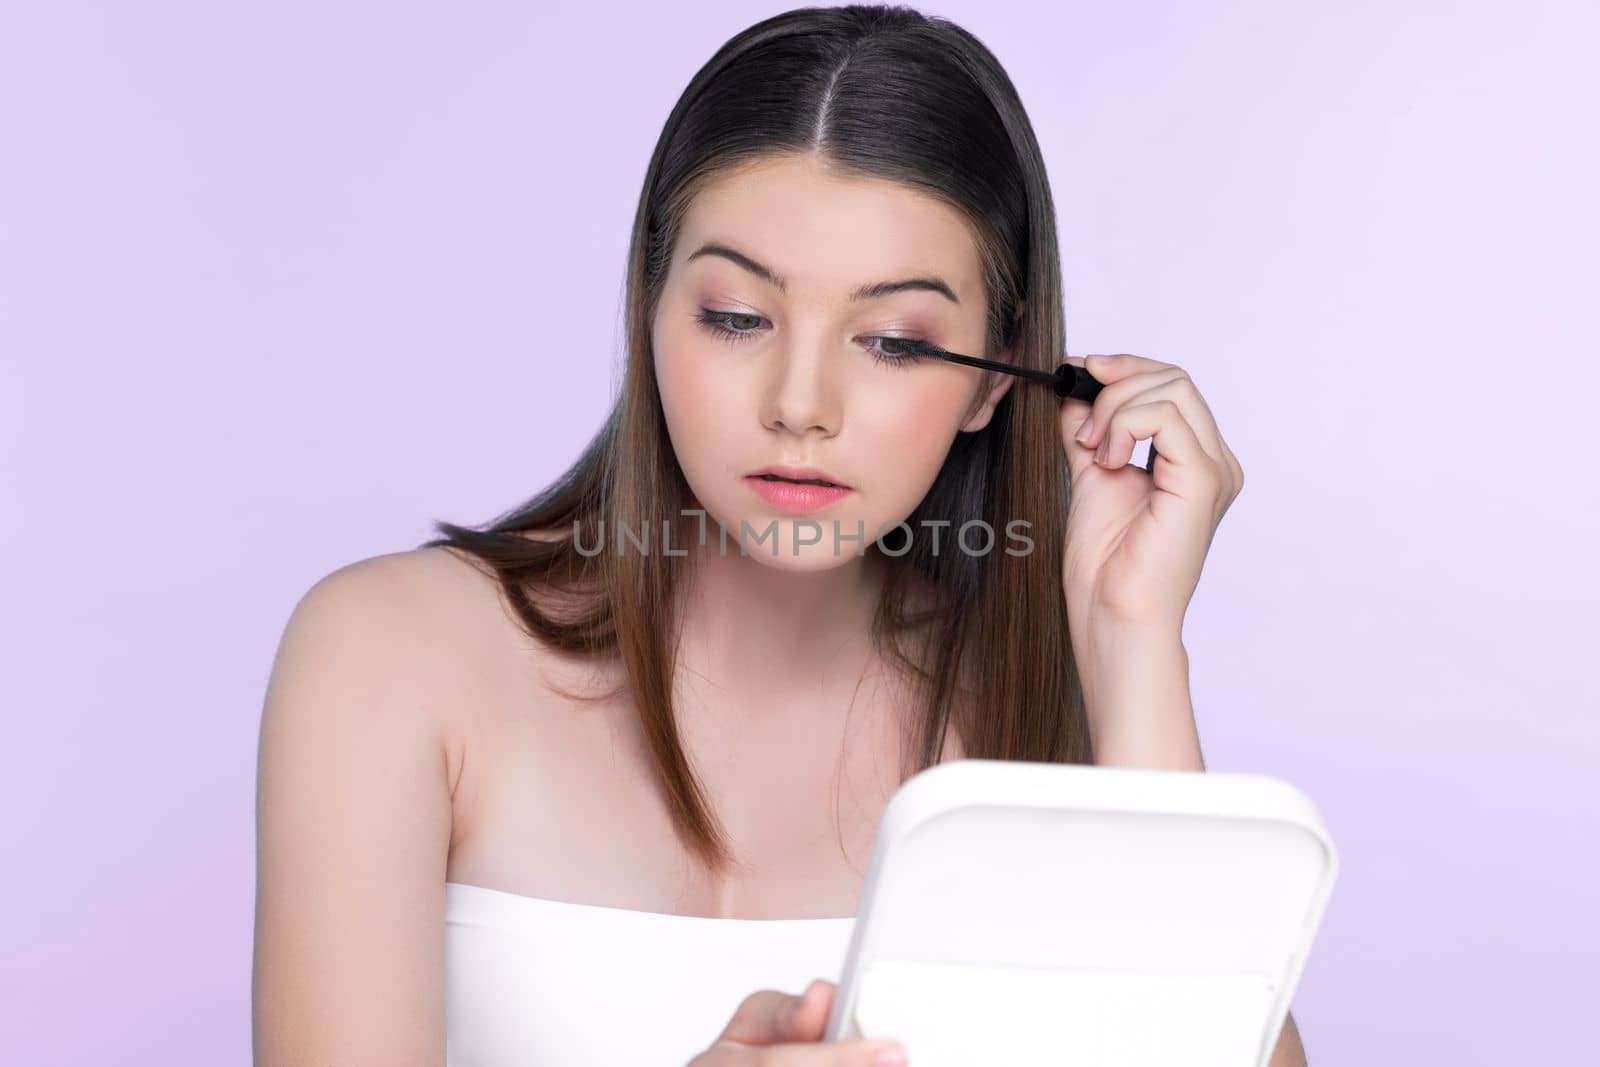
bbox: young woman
[253,5,1305,1065]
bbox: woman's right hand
[688,978,908,1065]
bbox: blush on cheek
[864,375,970,436]
[656,355,719,432]
[892,385,971,477]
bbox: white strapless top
[444,881,858,1066]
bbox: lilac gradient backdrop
[3,1,1596,1063]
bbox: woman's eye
[861,336,927,369]
[695,309,766,343]
[694,309,928,370]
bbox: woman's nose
[759,335,842,437]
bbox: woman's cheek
[854,378,969,511]
[655,345,723,489]
[664,359,760,522]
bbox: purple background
[4,1,1596,1062]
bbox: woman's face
[651,151,1015,570]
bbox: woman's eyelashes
[692,308,926,369]
[694,309,765,344]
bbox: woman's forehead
[676,158,983,303]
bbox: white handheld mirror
[823,759,1338,1067]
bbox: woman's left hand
[1057,353,1245,640]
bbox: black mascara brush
[870,338,1104,401]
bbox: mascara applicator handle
[1053,361,1105,402]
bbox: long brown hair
[421,3,1091,877]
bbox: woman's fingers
[1057,355,1095,457]
[694,1041,908,1065]
[1097,398,1210,476]
[1071,355,1226,464]
[784,978,828,1040]
[693,979,908,1065]
[712,985,816,1046]
[1061,354,1244,494]
[726,1040,909,1065]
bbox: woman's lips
[743,475,854,513]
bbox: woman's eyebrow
[685,241,960,305]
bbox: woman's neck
[673,534,887,700]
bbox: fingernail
[873,1044,908,1066]
[1095,438,1109,464]
[1074,415,1094,444]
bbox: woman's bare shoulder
[269,548,494,732]
[294,545,499,637]
[305,533,618,696]
[301,540,573,669]
[308,526,571,619]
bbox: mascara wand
[881,337,1161,471]
[877,338,1103,401]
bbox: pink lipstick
[744,464,853,513]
